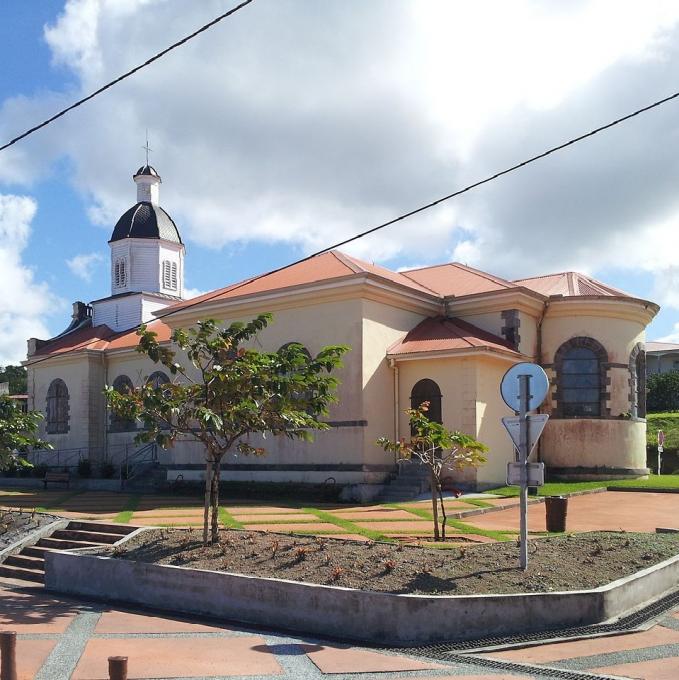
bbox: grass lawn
[484,474,679,497]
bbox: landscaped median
[44,527,679,646]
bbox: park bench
[43,471,70,489]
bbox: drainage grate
[438,653,620,680]
[399,587,679,654]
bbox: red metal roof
[401,262,517,297]
[514,271,632,298]
[164,250,437,313]
[33,319,171,357]
[387,316,519,357]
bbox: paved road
[2,581,678,679]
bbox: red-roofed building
[24,165,661,495]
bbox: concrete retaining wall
[44,550,679,645]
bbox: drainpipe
[389,358,400,465]
[535,300,550,464]
[101,352,108,466]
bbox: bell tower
[91,158,186,332]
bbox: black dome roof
[110,202,182,244]
[134,165,160,178]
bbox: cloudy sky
[1,0,679,364]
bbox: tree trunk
[430,467,440,541]
[437,483,447,540]
[203,457,213,546]
[211,458,221,544]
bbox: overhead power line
[0,0,255,154]
[25,86,679,370]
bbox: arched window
[554,337,608,417]
[410,378,442,424]
[629,343,646,419]
[110,375,135,432]
[278,343,313,409]
[278,342,312,360]
[148,371,170,389]
[46,379,69,434]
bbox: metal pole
[518,374,531,571]
[108,656,128,680]
[0,631,17,680]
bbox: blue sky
[1,1,678,363]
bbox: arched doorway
[410,378,442,424]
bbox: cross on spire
[142,129,153,166]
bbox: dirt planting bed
[0,510,57,550]
[109,528,679,595]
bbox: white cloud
[0,195,63,364]
[66,251,105,282]
[183,286,205,300]
[3,0,679,303]
[656,323,679,343]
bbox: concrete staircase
[0,521,137,584]
[376,464,431,502]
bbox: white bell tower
[91,154,186,332]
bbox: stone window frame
[629,343,646,419]
[109,374,136,432]
[552,336,610,418]
[46,378,69,434]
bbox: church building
[25,164,659,496]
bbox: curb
[607,486,679,494]
[44,543,679,646]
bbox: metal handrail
[26,447,86,469]
[120,442,158,488]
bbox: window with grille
[559,347,601,416]
[148,371,170,388]
[553,338,608,418]
[278,343,313,412]
[110,375,136,432]
[46,379,69,433]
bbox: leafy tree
[647,370,679,413]
[0,365,27,395]
[0,396,51,471]
[377,403,487,541]
[106,315,348,545]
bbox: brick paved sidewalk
[467,491,679,533]
[0,489,505,544]
[2,582,678,679]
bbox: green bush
[77,459,92,478]
[31,463,48,478]
[647,371,679,413]
[100,462,116,479]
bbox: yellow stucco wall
[395,355,516,488]
[360,299,427,469]
[474,357,517,486]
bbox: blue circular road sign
[500,362,549,412]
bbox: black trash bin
[545,495,568,532]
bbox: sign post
[517,374,530,570]
[658,430,665,475]
[500,362,549,571]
